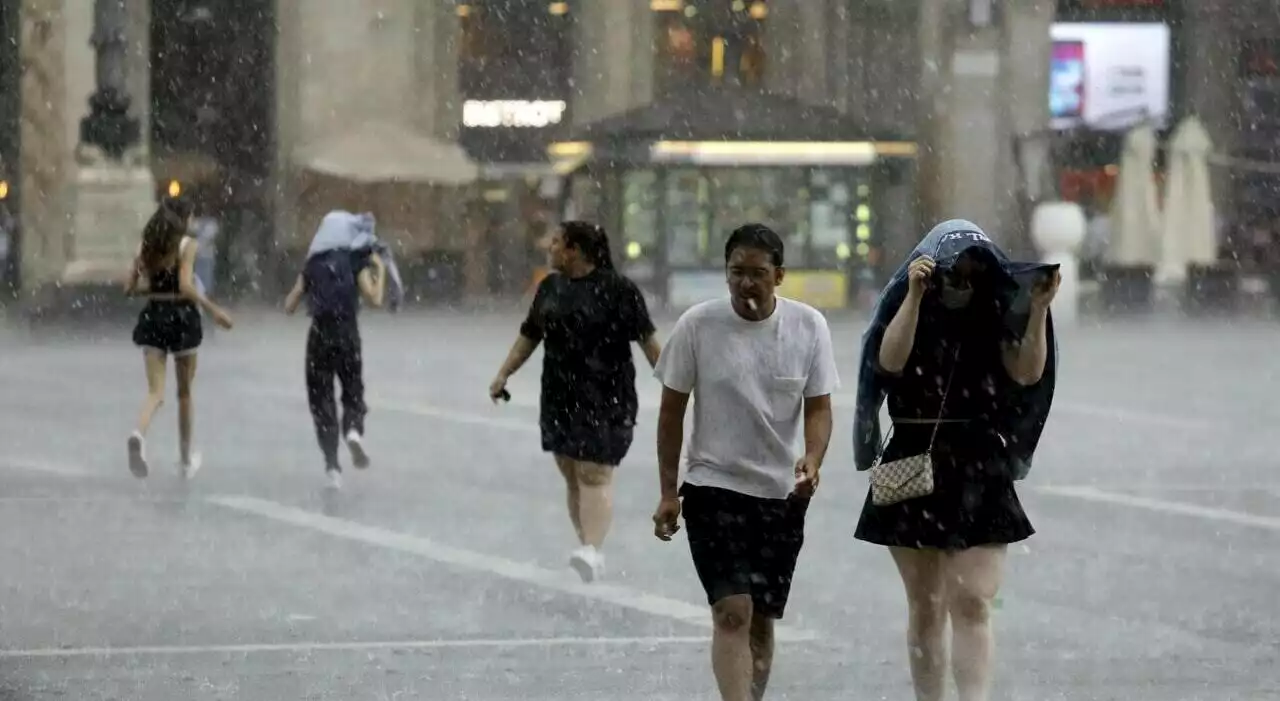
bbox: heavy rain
[0,1,1278,700]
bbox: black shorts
[680,483,810,619]
[132,300,202,356]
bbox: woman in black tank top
[124,196,234,480]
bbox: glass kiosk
[548,90,916,310]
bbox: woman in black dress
[855,250,1058,701]
[124,196,234,480]
[490,221,662,583]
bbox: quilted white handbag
[867,348,960,507]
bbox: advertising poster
[1049,22,1171,131]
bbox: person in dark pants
[285,247,386,489]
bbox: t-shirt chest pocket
[767,375,807,420]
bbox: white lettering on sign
[941,231,991,245]
[462,100,568,128]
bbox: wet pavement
[1,309,1278,700]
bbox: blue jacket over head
[853,219,1059,480]
[306,210,406,312]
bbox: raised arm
[357,253,387,308]
[878,256,933,373]
[1001,269,1060,386]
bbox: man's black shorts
[680,482,810,620]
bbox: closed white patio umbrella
[1161,116,1217,281]
[1105,123,1163,269]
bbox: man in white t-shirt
[653,223,839,701]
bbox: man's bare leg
[711,594,755,701]
[748,612,776,700]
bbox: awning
[294,121,481,186]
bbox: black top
[144,237,191,295]
[886,301,1013,431]
[520,269,656,425]
[303,250,366,328]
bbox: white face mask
[940,285,973,309]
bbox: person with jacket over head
[854,219,1060,701]
[284,230,387,490]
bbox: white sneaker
[569,545,605,583]
[326,468,343,490]
[180,452,202,480]
[346,430,370,470]
[127,431,148,479]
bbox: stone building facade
[21,0,1271,303]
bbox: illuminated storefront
[550,91,915,311]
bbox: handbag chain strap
[922,345,961,455]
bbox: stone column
[272,0,302,252]
[18,0,68,294]
[64,0,155,284]
[416,0,460,141]
[917,0,1053,255]
[572,0,654,127]
[123,0,149,155]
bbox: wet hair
[561,220,615,270]
[139,196,193,273]
[724,223,784,267]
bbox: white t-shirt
[654,296,840,500]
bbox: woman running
[125,196,234,479]
[489,221,662,583]
[854,220,1059,701]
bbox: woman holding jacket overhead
[853,220,1060,701]
[489,221,662,584]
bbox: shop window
[707,168,809,267]
[457,2,573,99]
[621,171,659,266]
[653,1,768,95]
[665,169,711,266]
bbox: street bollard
[1030,201,1087,326]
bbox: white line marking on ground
[0,459,97,477]
[240,386,538,433]
[1036,485,1280,530]
[0,496,186,504]
[241,382,1215,434]
[206,494,819,643]
[0,635,719,659]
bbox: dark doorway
[0,0,20,299]
[150,0,275,298]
